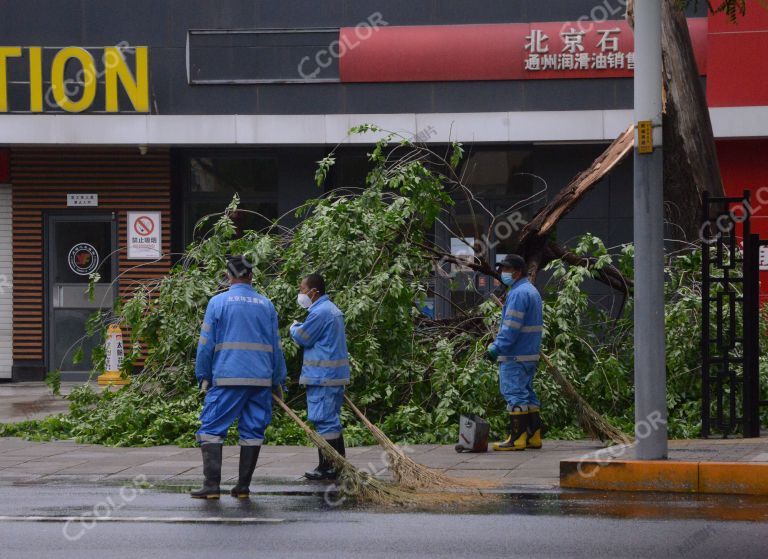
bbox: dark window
[187,29,340,84]
[325,150,373,193]
[190,157,279,195]
[437,147,542,316]
[182,153,279,244]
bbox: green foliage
[4,130,764,448]
[45,369,61,397]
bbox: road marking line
[0,516,285,524]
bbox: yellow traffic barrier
[97,323,129,386]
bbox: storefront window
[436,147,541,316]
[190,157,279,195]
[182,153,279,244]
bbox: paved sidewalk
[1,436,767,491]
[0,437,597,489]
[2,383,768,493]
[0,382,74,423]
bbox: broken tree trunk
[629,0,726,241]
[511,0,725,286]
[516,125,635,289]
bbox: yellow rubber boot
[527,407,542,449]
[492,409,529,451]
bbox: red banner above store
[340,19,707,83]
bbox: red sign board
[340,19,707,83]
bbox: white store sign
[67,193,98,207]
[127,211,161,259]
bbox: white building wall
[0,184,11,379]
[0,107,763,146]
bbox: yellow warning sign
[98,323,129,386]
[637,120,654,154]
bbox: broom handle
[272,394,341,452]
[344,394,408,457]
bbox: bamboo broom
[344,395,495,490]
[272,395,494,506]
[541,353,632,445]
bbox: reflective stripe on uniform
[201,322,212,332]
[505,309,524,319]
[521,325,543,333]
[498,354,540,363]
[196,434,223,444]
[502,320,522,330]
[214,342,273,353]
[295,327,310,341]
[214,378,272,387]
[303,358,350,368]
[320,431,341,440]
[298,376,350,386]
[239,438,264,447]
[199,336,208,345]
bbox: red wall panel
[339,19,707,83]
[707,9,768,107]
[717,139,768,300]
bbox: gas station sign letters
[0,46,149,113]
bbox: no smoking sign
[127,211,162,260]
[133,215,155,236]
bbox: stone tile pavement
[2,383,767,491]
[0,436,766,490]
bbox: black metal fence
[701,190,766,438]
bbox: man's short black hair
[304,273,326,295]
[226,255,253,279]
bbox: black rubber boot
[304,447,332,481]
[304,434,344,481]
[527,408,543,449]
[190,443,222,499]
[230,446,261,498]
[492,408,529,451]
[332,433,346,458]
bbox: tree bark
[431,0,725,294]
[513,1,726,287]
[512,126,635,292]
[635,0,726,241]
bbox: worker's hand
[197,379,210,401]
[272,384,284,401]
[484,345,499,363]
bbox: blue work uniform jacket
[489,278,543,363]
[195,283,287,388]
[290,295,350,386]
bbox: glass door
[46,214,116,377]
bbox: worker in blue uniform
[485,254,544,451]
[191,255,287,499]
[290,273,350,480]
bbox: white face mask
[297,292,313,309]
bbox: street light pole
[633,0,668,460]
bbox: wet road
[0,483,766,558]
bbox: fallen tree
[0,131,724,447]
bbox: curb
[560,459,768,495]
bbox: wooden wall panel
[11,148,171,365]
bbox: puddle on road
[10,479,768,522]
[153,482,768,521]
